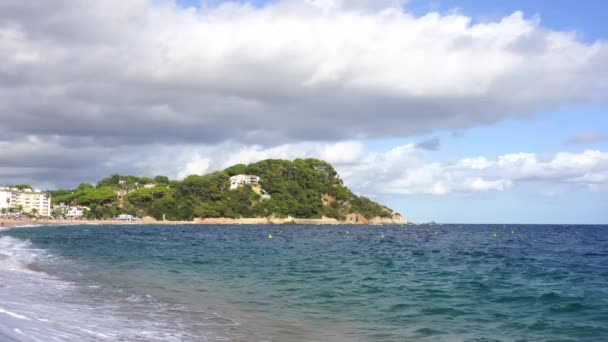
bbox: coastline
[0,218,198,228]
[194,214,408,225]
[1,215,409,228]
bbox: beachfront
[0,218,199,228]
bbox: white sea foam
[0,224,44,230]
[0,309,30,320]
[0,236,220,342]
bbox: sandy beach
[0,215,409,228]
[0,218,198,228]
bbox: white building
[229,174,260,190]
[0,190,12,211]
[115,214,140,221]
[66,206,89,218]
[0,187,51,216]
[53,203,90,219]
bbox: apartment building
[0,187,52,216]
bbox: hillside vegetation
[50,159,399,221]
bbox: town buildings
[54,203,90,219]
[0,187,52,217]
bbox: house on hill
[229,174,260,190]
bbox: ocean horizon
[1,224,607,341]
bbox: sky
[0,0,606,223]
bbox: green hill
[50,158,402,222]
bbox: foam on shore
[0,236,220,342]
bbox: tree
[77,183,94,191]
[52,207,64,218]
[224,164,247,176]
[11,184,32,190]
[139,177,155,185]
[96,174,121,188]
[43,158,397,221]
[154,176,170,184]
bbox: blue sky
[408,0,608,41]
[2,0,607,223]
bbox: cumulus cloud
[348,148,608,195]
[1,0,607,194]
[0,0,607,148]
[177,154,211,179]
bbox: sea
[0,224,607,342]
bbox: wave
[7,224,45,228]
[0,236,220,342]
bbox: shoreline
[0,218,198,228]
[1,216,410,228]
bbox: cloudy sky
[1,0,607,223]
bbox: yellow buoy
[493,233,497,238]
[268,234,273,239]
[380,234,385,239]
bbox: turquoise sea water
[1,224,608,341]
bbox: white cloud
[177,154,211,179]
[352,148,608,195]
[305,0,407,12]
[1,0,607,193]
[0,0,606,146]
[319,141,364,164]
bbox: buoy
[511,230,514,234]
[492,233,497,238]
[380,234,385,239]
[268,234,273,239]
[434,231,438,235]
[346,230,350,235]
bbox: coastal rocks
[194,217,341,225]
[343,213,407,225]
[142,216,158,223]
[369,214,408,225]
[321,194,337,206]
